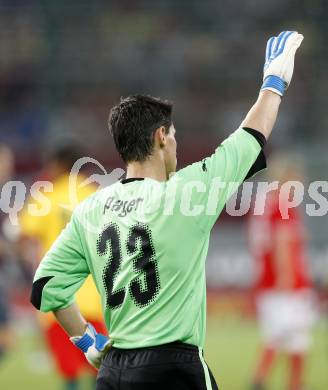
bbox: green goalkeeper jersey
[32,127,264,349]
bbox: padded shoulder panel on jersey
[30,276,54,310]
[242,127,266,148]
[244,149,267,180]
[242,127,267,180]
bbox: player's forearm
[53,302,87,337]
[241,90,281,140]
[54,303,112,369]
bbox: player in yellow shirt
[20,145,106,390]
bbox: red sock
[253,347,276,386]
[288,353,305,390]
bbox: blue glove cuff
[74,333,94,353]
[95,333,110,351]
[261,75,287,96]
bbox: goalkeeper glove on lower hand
[261,30,303,96]
[70,323,112,369]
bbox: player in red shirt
[248,155,315,390]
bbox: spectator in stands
[0,145,15,362]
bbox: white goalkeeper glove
[70,323,112,369]
[261,30,304,96]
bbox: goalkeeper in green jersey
[31,31,303,390]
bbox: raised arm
[242,30,303,139]
[242,90,281,140]
[175,31,303,233]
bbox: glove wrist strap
[261,75,287,96]
[73,333,94,353]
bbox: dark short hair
[108,95,173,163]
[49,144,84,170]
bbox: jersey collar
[121,178,145,184]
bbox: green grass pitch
[1,316,327,390]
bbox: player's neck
[126,157,167,182]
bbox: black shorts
[96,342,219,390]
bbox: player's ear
[155,126,167,148]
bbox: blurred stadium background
[0,1,328,389]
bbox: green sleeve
[31,212,90,312]
[175,128,263,232]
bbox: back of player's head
[49,144,84,171]
[268,151,305,183]
[108,95,173,163]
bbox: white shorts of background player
[256,289,317,353]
